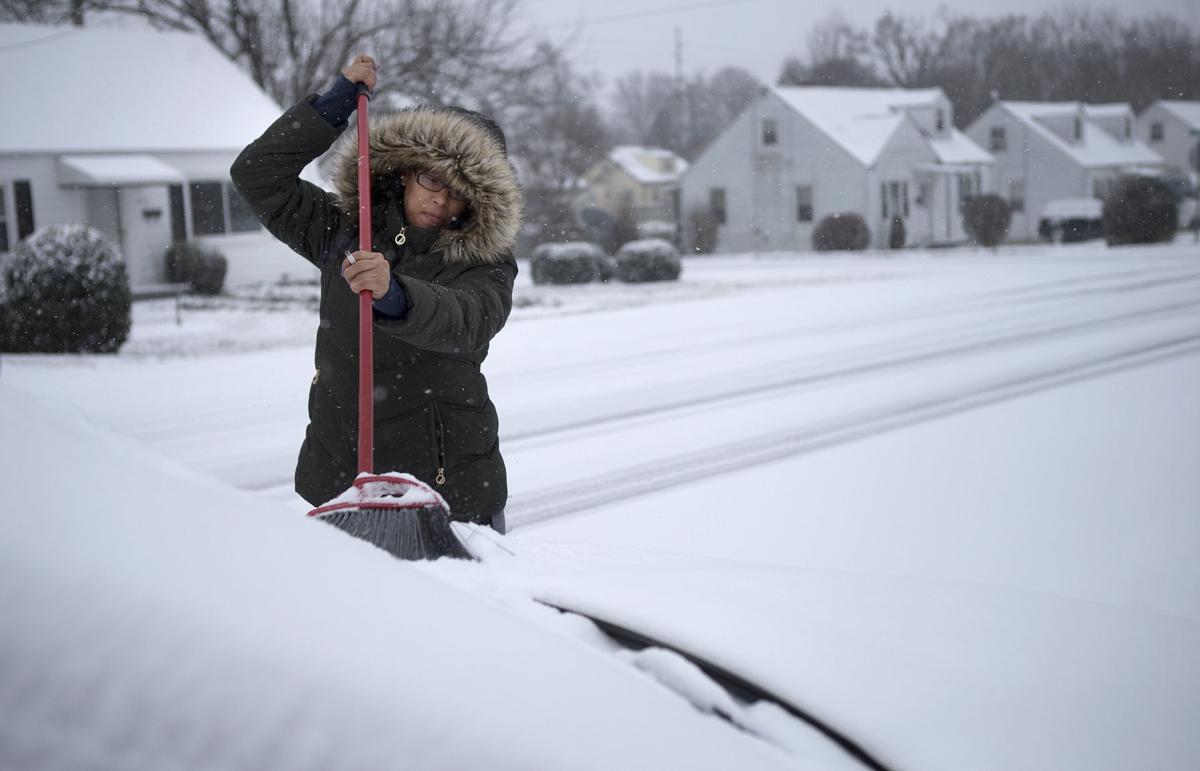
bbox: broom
[307,82,471,561]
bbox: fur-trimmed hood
[330,107,522,265]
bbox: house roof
[772,86,959,166]
[0,22,286,154]
[1000,101,1162,169]
[1157,101,1200,130]
[608,146,689,184]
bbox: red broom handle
[356,88,373,475]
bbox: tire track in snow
[502,293,1200,445]
[506,330,1200,529]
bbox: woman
[231,54,521,532]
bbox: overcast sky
[516,0,1200,89]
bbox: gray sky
[516,0,1200,88]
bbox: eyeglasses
[415,171,467,202]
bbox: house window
[227,186,260,233]
[1150,122,1164,142]
[796,185,813,222]
[709,188,726,225]
[936,109,945,132]
[0,186,8,252]
[990,127,1006,152]
[1008,179,1025,213]
[882,181,908,219]
[1074,117,1082,141]
[14,180,34,240]
[957,172,976,205]
[190,182,225,235]
[189,181,261,236]
[1093,176,1114,201]
[762,118,777,146]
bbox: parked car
[1038,198,1104,243]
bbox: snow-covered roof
[0,22,286,153]
[928,130,993,165]
[772,86,950,166]
[1001,101,1163,169]
[608,146,688,185]
[1157,100,1200,130]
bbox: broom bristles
[317,505,472,561]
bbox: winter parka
[230,95,522,522]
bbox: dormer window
[659,157,675,173]
[762,118,777,146]
[1124,118,1131,140]
[936,109,945,132]
[1074,116,1082,141]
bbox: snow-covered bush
[615,238,682,283]
[812,213,870,251]
[1103,176,1179,245]
[530,241,603,285]
[165,241,227,295]
[962,195,1013,247]
[1,225,131,353]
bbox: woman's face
[402,169,468,230]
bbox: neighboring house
[679,86,993,252]
[966,101,1164,242]
[1136,100,1200,180]
[573,146,688,228]
[0,22,322,290]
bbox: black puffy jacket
[231,95,522,522]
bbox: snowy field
[2,240,1199,770]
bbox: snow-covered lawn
[2,241,1198,769]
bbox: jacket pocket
[435,401,499,464]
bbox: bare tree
[778,11,882,87]
[20,0,548,112]
[507,42,610,236]
[610,66,759,160]
[0,0,88,24]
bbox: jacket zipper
[430,403,447,486]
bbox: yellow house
[573,146,688,227]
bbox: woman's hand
[342,250,391,298]
[341,54,379,91]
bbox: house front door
[117,186,172,288]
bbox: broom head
[308,473,471,561]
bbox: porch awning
[58,154,184,186]
[913,162,988,174]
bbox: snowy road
[5,247,1198,522]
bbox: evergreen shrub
[812,213,871,251]
[961,195,1013,247]
[530,241,603,285]
[165,241,228,295]
[615,238,682,283]
[888,216,906,249]
[1103,176,1179,245]
[1,225,131,353]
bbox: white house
[679,86,993,252]
[965,101,1165,242]
[0,22,322,290]
[573,146,688,228]
[1136,101,1200,181]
